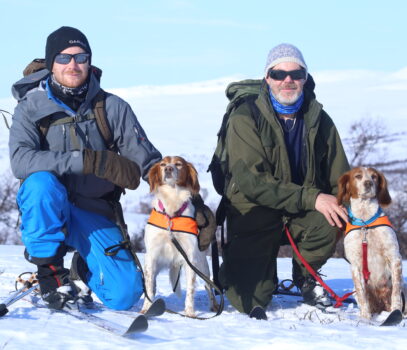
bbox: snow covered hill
[1,73,407,348]
[0,245,406,350]
[2,73,407,241]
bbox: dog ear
[337,171,351,205]
[374,168,392,207]
[186,162,200,195]
[148,161,162,192]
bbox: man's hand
[83,149,141,190]
[315,193,348,228]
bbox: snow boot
[42,285,78,310]
[300,275,332,308]
[37,260,77,310]
[249,306,268,320]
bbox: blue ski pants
[17,171,143,310]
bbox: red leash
[362,241,371,283]
[284,226,354,308]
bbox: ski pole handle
[0,303,9,317]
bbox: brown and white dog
[337,167,405,319]
[141,156,218,317]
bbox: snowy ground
[0,245,406,350]
[1,72,407,349]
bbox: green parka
[225,79,349,216]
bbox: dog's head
[148,156,200,194]
[337,167,391,207]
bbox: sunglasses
[268,68,306,81]
[54,53,90,65]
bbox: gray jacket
[9,69,162,220]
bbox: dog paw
[360,311,372,320]
[185,308,196,318]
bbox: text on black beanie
[45,26,92,71]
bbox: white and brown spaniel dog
[337,167,405,319]
[141,156,218,317]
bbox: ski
[89,298,166,319]
[274,287,357,305]
[277,291,404,326]
[379,309,403,327]
[62,306,148,336]
[28,297,149,337]
[144,298,166,318]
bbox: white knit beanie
[264,43,307,77]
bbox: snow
[0,245,406,349]
[1,72,407,348]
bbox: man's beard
[274,84,302,105]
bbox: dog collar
[158,200,189,218]
[347,206,383,226]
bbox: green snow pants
[218,206,338,314]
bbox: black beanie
[45,26,92,71]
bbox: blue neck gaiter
[270,92,304,115]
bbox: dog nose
[364,180,373,188]
[165,166,173,174]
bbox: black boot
[37,260,77,310]
[300,275,332,308]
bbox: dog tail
[169,264,182,297]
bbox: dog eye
[355,174,362,179]
[175,162,183,168]
[371,174,377,180]
[160,163,166,167]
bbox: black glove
[192,194,217,251]
[83,149,141,190]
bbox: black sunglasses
[268,68,306,81]
[54,53,90,65]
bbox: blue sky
[1,0,407,98]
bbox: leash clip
[166,217,173,232]
[361,226,368,242]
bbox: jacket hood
[12,69,49,102]
[12,66,103,103]
[11,70,102,122]
[303,73,316,100]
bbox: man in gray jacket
[9,26,162,310]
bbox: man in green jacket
[218,43,349,317]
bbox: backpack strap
[92,89,115,151]
[245,94,261,129]
[37,116,52,146]
[38,89,115,151]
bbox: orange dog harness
[344,207,393,283]
[344,215,393,235]
[147,208,199,236]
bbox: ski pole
[0,273,40,317]
[0,284,40,317]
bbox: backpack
[22,59,114,150]
[207,79,263,291]
[208,79,262,197]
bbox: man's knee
[19,171,67,204]
[99,270,143,310]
